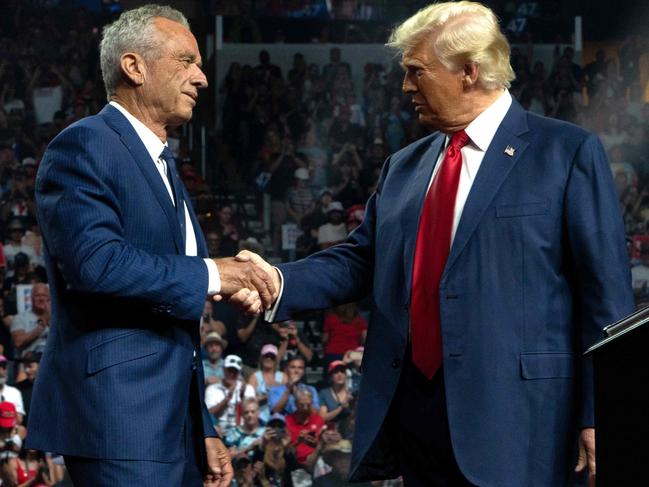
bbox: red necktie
[411,130,470,379]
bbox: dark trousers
[65,374,204,487]
[386,351,474,487]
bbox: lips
[183,92,197,104]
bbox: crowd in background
[0,1,648,485]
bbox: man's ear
[462,62,480,89]
[119,52,146,86]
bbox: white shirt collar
[109,101,166,163]
[463,90,512,152]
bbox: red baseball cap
[328,360,347,374]
[0,402,17,428]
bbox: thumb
[235,250,253,262]
[575,443,587,472]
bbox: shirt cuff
[264,267,284,322]
[204,258,221,295]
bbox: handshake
[214,250,280,315]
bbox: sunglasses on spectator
[262,353,276,359]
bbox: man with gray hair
[26,4,277,486]
[239,1,634,485]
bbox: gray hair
[100,4,190,99]
[387,1,514,90]
[293,385,313,402]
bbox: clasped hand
[214,251,280,315]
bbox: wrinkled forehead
[152,17,201,57]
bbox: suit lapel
[99,105,185,253]
[402,134,445,298]
[444,100,530,275]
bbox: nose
[402,73,416,94]
[192,66,208,89]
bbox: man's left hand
[575,427,595,487]
[204,437,233,487]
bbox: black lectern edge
[584,305,649,356]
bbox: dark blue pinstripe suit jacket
[274,100,635,486]
[26,104,216,463]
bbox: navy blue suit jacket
[26,105,216,463]
[275,100,634,486]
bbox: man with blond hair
[237,1,634,485]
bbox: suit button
[392,358,402,369]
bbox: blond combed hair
[387,1,515,90]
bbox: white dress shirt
[431,90,512,245]
[109,101,220,295]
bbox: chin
[417,115,437,130]
[169,111,192,126]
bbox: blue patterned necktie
[159,146,186,246]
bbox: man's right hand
[227,251,281,313]
[214,257,278,313]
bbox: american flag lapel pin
[504,145,515,157]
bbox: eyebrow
[400,59,425,70]
[178,52,202,68]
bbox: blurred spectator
[632,247,649,300]
[224,397,266,456]
[216,205,243,256]
[345,204,365,233]
[286,168,314,224]
[318,360,354,431]
[330,145,364,208]
[301,189,333,235]
[265,138,298,250]
[247,344,286,424]
[322,48,351,90]
[22,220,44,271]
[285,387,325,467]
[236,315,280,369]
[10,283,49,358]
[200,300,227,339]
[2,252,37,316]
[619,35,642,88]
[15,352,39,425]
[288,53,308,93]
[276,321,314,364]
[202,331,227,386]
[205,230,223,258]
[342,347,363,395]
[321,303,367,367]
[584,49,608,98]
[14,449,53,486]
[0,401,22,484]
[0,296,13,359]
[328,106,363,154]
[269,355,319,415]
[383,95,411,153]
[1,171,36,228]
[249,413,299,486]
[205,354,256,434]
[231,453,259,487]
[3,220,37,274]
[317,202,347,249]
[0,358,24,424]
[313,439,372,487]
[255,50,283,83]
[600,113,629,152]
